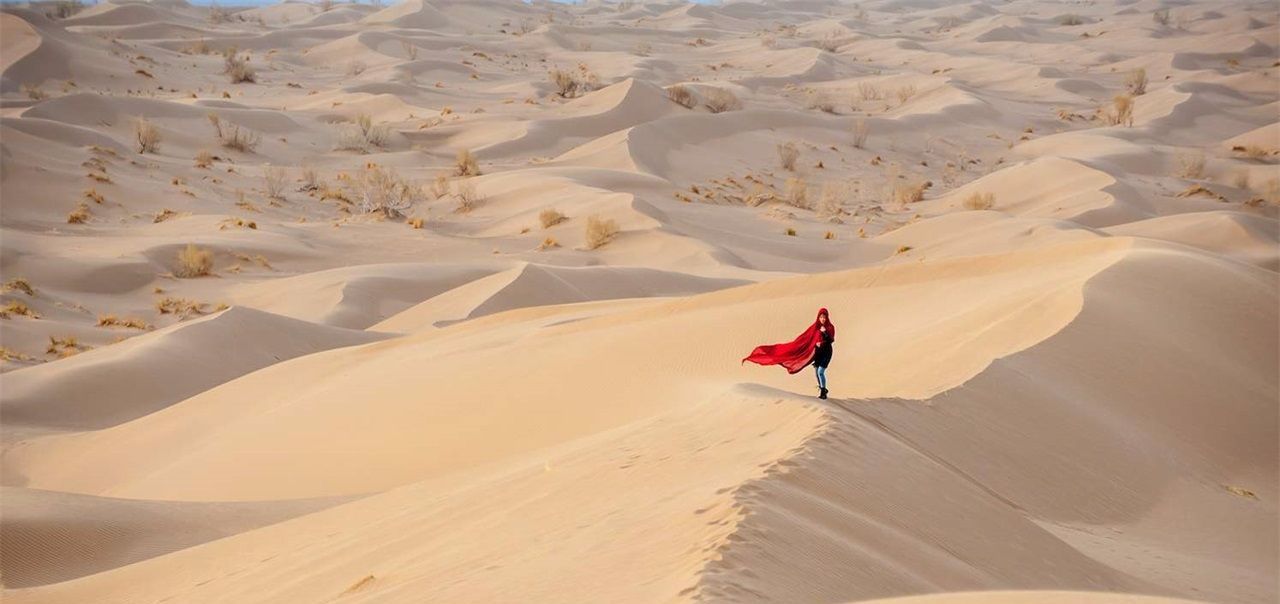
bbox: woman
[742,308,836,399]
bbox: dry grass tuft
[852,118,869,149]
[223,48,256,84]
[208,114,261,152]
[195,150,214,168]
[1225,485,1258,500]
[154,208,178,223]
[454,181,482,213]
[666,84,696,109]
[134,118,161,153]
[892,180,927,206]
[356,165,419,218]
[263,165,287,199]
[1125,68,1148,96]
[785,227,797,236]
[585,215,619,249]
[824,231,835,240]
[538,236,560,250]
[1103,95,1134,127]
[857,82,882,101]
[962,191,995,210]
[46,335,85,357]
[155,297,208,318]
[895,84,917,105]
[97,314,151,330]
[67,203,90,224]
[777,142,800,172]
[0,300,40,319]
[703,88,741,113]
[336,114,390,153]
[455,149,481,176]
[408,217,425,229]
[1233,145,1275,161]
[83,188,105,204]
[783,177,810,209]
[539,208,567,228]
[1175,152,1205,179]
[3,278,35,297]
[175,244,213,278]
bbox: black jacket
[811,328,833,368]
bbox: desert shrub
[455,149,480,176]
[1058,14,1084,26]
[807,92,837,113]
[852,118,869,149]
[634,42,652,56]
[1104,95,1134,126]
[454,180,482,213]
[777,142,800,172]
[824,231,835,240]
[67,203,90,224]
[335,114,390,153]
[962,191,994,210]
[194,150,214,168]
[895,84,917,105]
[550,68,576,97]
[666,84,696,109]
[134,118,161,153]
[1153,8,1170,26]
[223,48,256,84]
[48,0,83,19]
[857,82,882,101]
[155,297,208,318]
[175,244,213,278]
[538,236,560,250]
[21,83,46,100]
[400,40,418,60]
[818,181,845,217]
[208,114,261,152]
[539,208,567,228]
[783,177,809,209]
[892,180,926,205]
[785,227,796,236]
[429,173,450,198]
[703,88,741,113]
[97,314,150,330]
[355,165,418,218]
[585,215,619,249]
[1234,145,1274,160]
[0,300,39,319]
[814,32,841,52]
[263,165,287,199]
[3,278,34,297]
[1125,68,1148,95]
[1176,152,1205,179]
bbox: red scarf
[742,308,835,374]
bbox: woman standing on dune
[742,308,836,399]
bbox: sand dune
[1,0,1275,602]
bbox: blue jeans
[815,365,827,389]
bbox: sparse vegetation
[263,165,287,199]
[806,92,837,114]
[336,114,391,153]
[208,114,261,152]
[666,85,696,109]
[702,88,742,113]
[455,149,480,176]
[893,180,927,205]
[1125,68,1148,96]
[777,142,800,172]
[1153,8,1171,26]
[783,177,810,209]
[195,150,214,168]
[1103,94,1134,127]
[175,244,214,278]
[895,84,917,106]
[97,314,151,330]
[3,278,34,297]
[46,336,85,357]
[539,208,567,228]
[21,83,46,100]
[538,236,560,250]
[548,64,599,98]
[585,215,619,249]
[0,300,39,319]
[67,203,90,224]
[852,118,869,149]
[134,118,161,154]
[155,297,209,318]
[785,227,797,236]
[223,48,256,84]
[454,180,482,213]
[400,40,418,60]
[1058,14,1084,26]
[858,82,882,101]
[1176,152,1205,179]
[962,191,995,210]
[355,165,419,218]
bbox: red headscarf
[742,308,835,374]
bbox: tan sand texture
[0,0,1276,602]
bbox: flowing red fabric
[742,308,835,374]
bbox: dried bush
[208,113,261,152]
[1125,68,1148,96]
[97,315,150,330]
[634,42,652,56]
[852,118,869,149]
[895,84,917,105]
[223,48,256,84]
[429,173,450,198]
[455,149,480,176]
[355,165,418,218]
[962,191,994,210]
[1104,94,1134,127]
[703,88,741,113]
[892,180,927,205]
[783,177,810,209]
[539,208,567,228]
[21,83,46,100]
[1153,8,1170,26]
[585,215,619,249]
[1058,14,1084,26]
[400,40,418,60]
[807,92,837,114]
[1176,152,1205,179]
[175,244,213,278]
[666,84,696,109]
[777,142,800,172]
[818,181,845,217]
[814,32,841,52]
[134,118,161,154]
[67,203,90,224]
[195,150,214,168]
[263,165,287,199]
[454,180,482,213]
[335,114,390,153]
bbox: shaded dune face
[0,0,1276,603]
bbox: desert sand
[0,0,1276,602]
